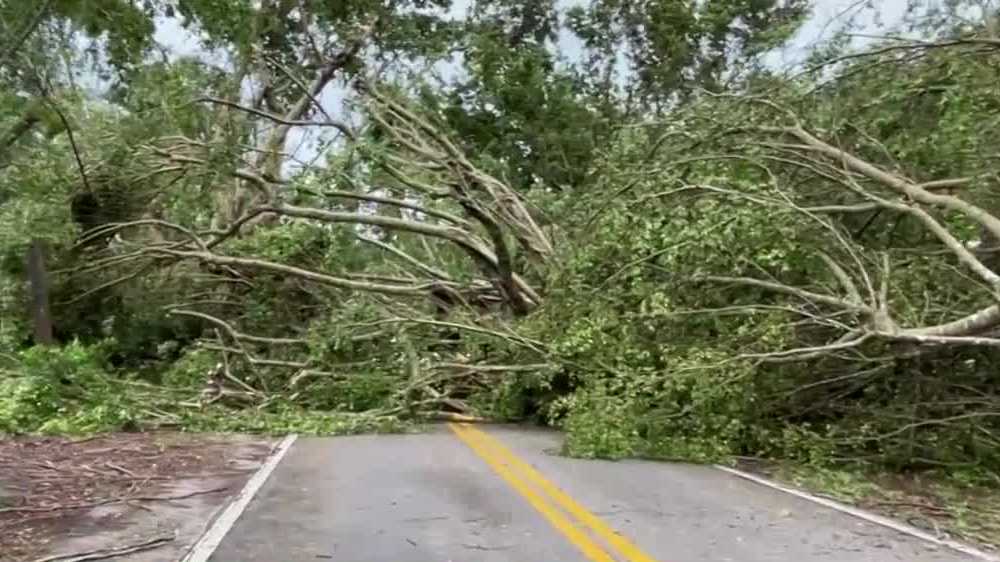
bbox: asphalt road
[209,425,979,562]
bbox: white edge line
[715,464,1000,562]
[182,434,299,562]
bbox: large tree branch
[256,203,539,306]
[366,85,553,260]
[153,248,431,296]
[904,304,1000,338]
[259,203,496,265]
[259,43,363,175]
[781,126,1000,257]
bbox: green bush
[0,341,139,434]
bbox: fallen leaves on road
[0,432,271,561]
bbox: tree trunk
[26,239,54,345]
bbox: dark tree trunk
[26,238,54,345]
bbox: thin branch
[804,202,881,213]
[198,97,354,138]
[741,333,873,361]
[698,275,871,313]
[262,204,490,257]
[265,55,335,122]
[149,147,275,193]
[211,329,262,395]
[199,343,308,369]
[42,98,90,192]
[206,208,271,248]
[28,534,175,562]
[79,219,207,252]
[1,0,52,65]
[357,235,453,280]
[304,187,469,226]
[155,249,430,296]
[801,36,1000,78]
[169,309,308,345]
[354,316,547,352]
[1,487,227,514]
[919,177,973,191]
[845,412,1000,444]
[58,264,154,306]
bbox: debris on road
[0,432,273,562]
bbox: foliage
[0,341,410,436]
[0,341,140,434]
[541,35,1000,470]
[565,0,809,106]
[4,0,1000,504]
[178,406,409,435]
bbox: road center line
[452,424,662,562]
[449,423,619,562]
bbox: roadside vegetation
[3,0,1000,546]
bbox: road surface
[209,425,979,562]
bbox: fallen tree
[534,34,1000,466]
[68,76,554,419]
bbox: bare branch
[154,248,431,296]
[79,219,207,251]
[904,304,1000,338]
[888,332,1000,347]
[351,316,547,352]
[168,309,308,346]
[306,188,470,226]
[198,97,354,138]
[199,343,309,369]
[357,235,453,281]
[819,253,863,305]
[782,126,1000,259]
[698,275,872,313]
[740,333,873,362]
[148,148,276,193]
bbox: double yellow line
[449,423,660,562]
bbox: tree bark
[26,239,54,345]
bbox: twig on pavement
[28,533,176,562]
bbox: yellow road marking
[449,423,618,562]
[454,423,660,562]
